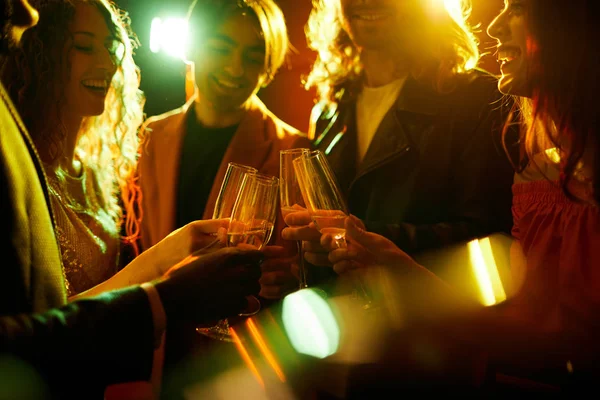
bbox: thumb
[348,214,366,230]
[345,216,379,248]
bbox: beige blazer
[138,95,311,250]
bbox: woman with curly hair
[0,0,144,299]
[0,0,226,305]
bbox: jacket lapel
[316,105,357,194]
[203,96,274,219]
[351,77,439,188]
[154,99,192,237]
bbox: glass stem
[297,240,308,289]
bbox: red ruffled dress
[509,159,600,335]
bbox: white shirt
[355,77,407,165]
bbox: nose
[96,47,118,76]
[487,11,507,42]
[224,51,244,78]
[12,0,39,30]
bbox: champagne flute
[227,172,279,250]
[197,162,258,342]
[213,163,258,220]
[293,150,373,309]
[280,148,310,289]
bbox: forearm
[71,249,161,300]
[366,220,480,254]
[0,287,154,390]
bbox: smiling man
[138,0,310,298]
[283,0,518,286]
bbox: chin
[498,75,528,98]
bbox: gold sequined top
[45,165,120,297]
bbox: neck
[194,93,248,129]
[56,113,84,176]
[361,48,409,88]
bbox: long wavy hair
[1,0,145,249]
[305,0,480,105]
[507,0,599,203]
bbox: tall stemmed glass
[198,169,280,342]
[227,172,279,250]
[213,163,258,220]
[293,150,373,309]
[197,162,257,342]
[280,148,310,289]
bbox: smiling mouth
[497,47,521,66]
[351,7,394,22]
[82,79,109,93]
[212,76,244,90]
[352,13,390,21]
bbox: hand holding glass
[293,150,373,308]
[280,148,310,288]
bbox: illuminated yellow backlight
[429,0,478,70]
[468,238,507,306]
[282,289,340,359]
[149,17,189,59]
[443,0,464,24]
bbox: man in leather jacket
[283,0,516,285]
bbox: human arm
[71,219,228,300]
[0,286,155,396]
[0,247,263,396]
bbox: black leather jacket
[311,69,516,258]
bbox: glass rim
[246,171,279,184]
[227,162,258,173]
[280,148,311,155]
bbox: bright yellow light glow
[468,238,507,306]
[429,0,478,70]
[443,0,464,24]
[545,147,561,164]
[149,17,189,59]
[282,289,339,359]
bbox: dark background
[115,0,504,133]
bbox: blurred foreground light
[282,289,339,359]
[468,237,507,306]
[149,17,189,59]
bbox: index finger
[188,218,230,234]
[282,225,321,242]
[284,210,312,227]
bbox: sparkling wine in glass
[294,150,373,308]
[227,172,279,251]
[280,148,310,289]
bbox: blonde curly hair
[305,0,480,104]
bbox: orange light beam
[229,327,264,387]
[246,318,287,382]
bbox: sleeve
[367,82,516,254]
[0,286,155,394]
